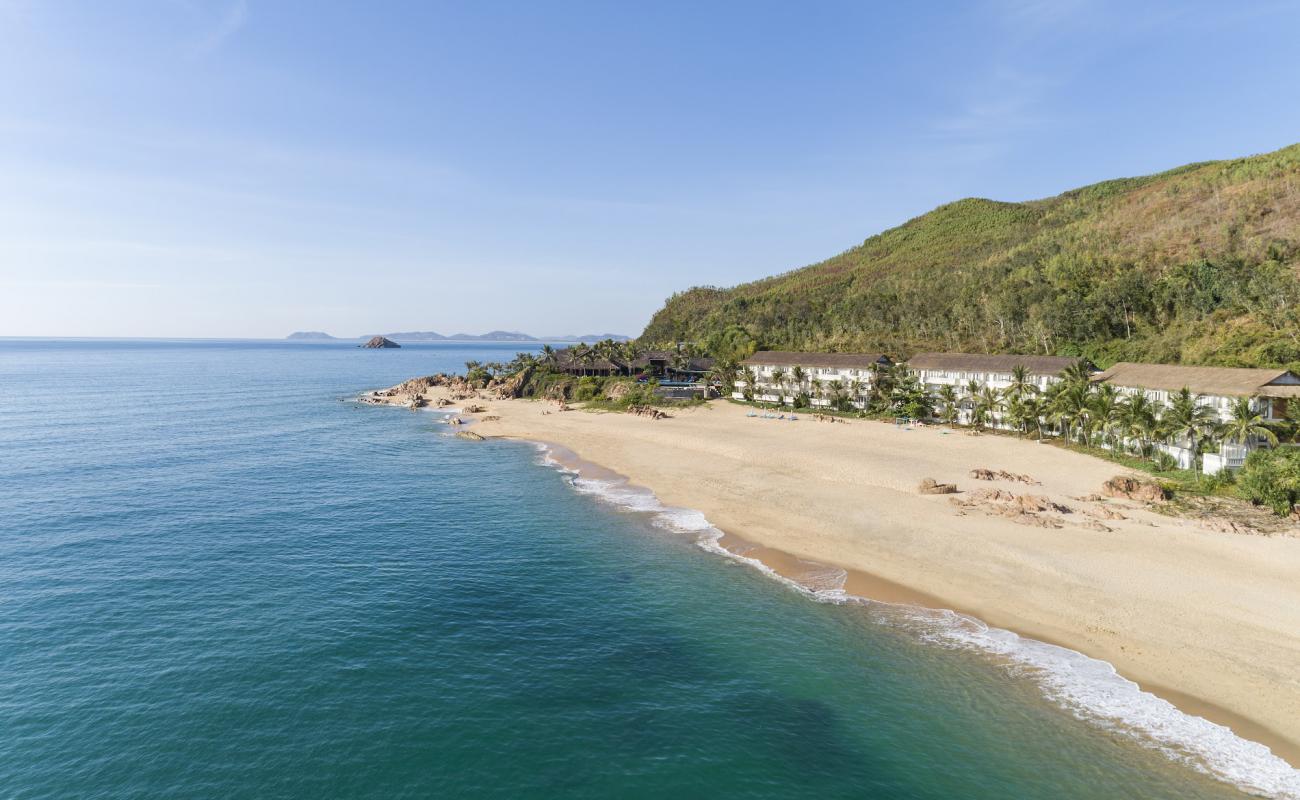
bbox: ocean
[0,338,1291,799]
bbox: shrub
[1152,450,1178,472]
[1238,449,1300,516]
[572,376,603,402]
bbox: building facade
[736,352,892,408]
[1091,363,1299,423]
[1091,362,1300,472]
[907,353,1087,424]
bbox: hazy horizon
[3,1,1300,338]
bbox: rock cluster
[1101,475,1169,503]
[948,489,1092,530]
[627,405,671,419]
[360,336,400,348]
[969,468,1040,485]
[917,478,958,495]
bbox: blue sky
[2,0,1298,338]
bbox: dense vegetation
[642,144,1300,370]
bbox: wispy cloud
[189,0,248,58]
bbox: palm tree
[1163,387,1218,466]
[570,343,590,375]
[1006,364,1036,404]
[1221,397,1279,448]
[937,385,960,427]
[539,344,558,370]
[791,366,807,395]
[1022,395,1046,440]
[1050,381,1093,444]
[770,368,786,404]
[1119,392,1160,456]
[1060,359,1094,389]
[831,378,850,411]
[810,377,824,408]
[707,361,734,396]
[1089,383,1124,449]
[974,385,1003,431]
[848,378,865,409]
[1003,396,1029,437]
[595,339,618,373]
[740,366,757,401]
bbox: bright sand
[385,387,1300,783]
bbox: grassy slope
[642,144,1300,368]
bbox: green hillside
[641,144,1300,369]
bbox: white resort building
[1092,362,1300,471]
[907,353,1086,424]
[736,351,892,408]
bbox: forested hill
[641,144,1300,369]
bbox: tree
[1060,359,1095,389]
[1022,395,1046,440]
[831,378,852,411]
[848,378,865,409]
[1089,383,1124,449]
[1003,396,1031,437]
[1221,397,1279,447]
[1238,448,1300,516]
[937,384,960,427]
[791,366,807,395]
[1163,387,1218,465]
[1119,392,1160,457]
[539,345,558,370]
[741,366,757,401]
[570,343,591,376]
[1006,364,1036,404]
[890,368,933,420]
[770,368,786,404]
[974,385,1003,431]
[867,363,897,413]
[1050,381,1093,444]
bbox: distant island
[360,336,400,349]
[286,330,632,343]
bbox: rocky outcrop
[604,382,632,401]
[360,336,400,349]
[1101,476,1169,503]
[455,430,485,441]
[969,468,1041,485]
[918,478,958,495]
[627,405,670,419]
[949,489,1079,529]
[487,368,531,399]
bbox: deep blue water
[0,339,1276,798]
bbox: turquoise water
[0,339,1286,798]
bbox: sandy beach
[372,384,1300,769]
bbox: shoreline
[366,385,1300,796]
[530,436,1300,771]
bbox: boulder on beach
[917,478,958,495]
[1101,475,1169,503]
[455,430,485,441]
[360,336,400,349]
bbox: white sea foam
[530,442,1300,799]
